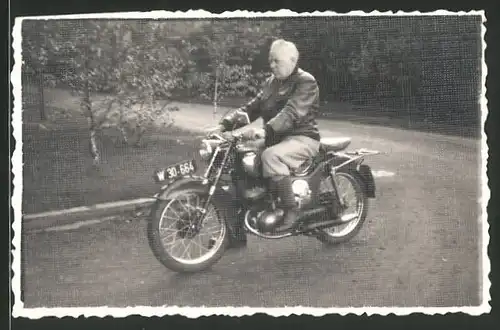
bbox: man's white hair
[269,39,299,63]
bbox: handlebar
[206,132,225,141]
[207,127,262,143]
[205,109,252,141]
[343,148,382,157]
[207,131,244,143]
[352,148,381,155]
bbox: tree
[22,20,57,121]
[186,19,281,116]
[281,16,424,111]
[23,19,187,164]
[348,22,423,111]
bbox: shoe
[269,176,299,227]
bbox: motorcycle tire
[147,185,230,273]
[315,167,369,245]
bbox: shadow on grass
[21,123,204,214]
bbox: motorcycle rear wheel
[147,185,229,273]
[315,168,368,245]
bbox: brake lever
[209,133,224,141]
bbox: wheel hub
[176,210,203,239]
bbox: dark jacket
[220,67,321,144]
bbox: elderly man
[215,39,322,234]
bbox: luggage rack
[332,148,381,171]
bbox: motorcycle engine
[292,179,312,208]
[245,179,312,233]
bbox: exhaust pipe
[303,219,341,231]
[299,206,330,221]
[298,207,359,232]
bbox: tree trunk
[135,94,154,146]
[83,80,100,164]
[37,70,45,121]
[118,120,129,145]
[213,66,219,119]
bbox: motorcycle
[147,110,380,273]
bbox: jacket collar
[275,65,300,83]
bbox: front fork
[196,145,233,227]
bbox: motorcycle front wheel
[315,168,369,245]
[147,185,229,273]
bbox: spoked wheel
[147,186,229,273]
[316,168,368,245]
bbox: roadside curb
[21,169,398,233]
[22,197,156,232]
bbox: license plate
[154,159,197,182]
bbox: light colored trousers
[250,135,321,179]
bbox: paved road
[22,114,484,308]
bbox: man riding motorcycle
[211,39,322,247]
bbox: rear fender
[152,175,243,241]
[357,164,376,198]
[328,155,376,198]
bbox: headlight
[199,140,212,160]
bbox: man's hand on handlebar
[205,124,226,135]
[240,127,265,141]
[205,124,234,141]
[205,117,263,142]
[220,131,235,141]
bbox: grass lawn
[21,95,207,214]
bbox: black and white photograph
[11,10,490,317]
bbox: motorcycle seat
[320,137,351,152]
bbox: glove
[221,131,235,141]
[205,124,227,139]
[209,124,236,141]
[241,127,265,141]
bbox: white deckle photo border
[10,9,490,318]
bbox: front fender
[152,175,244,241]
[154,175,209,201]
